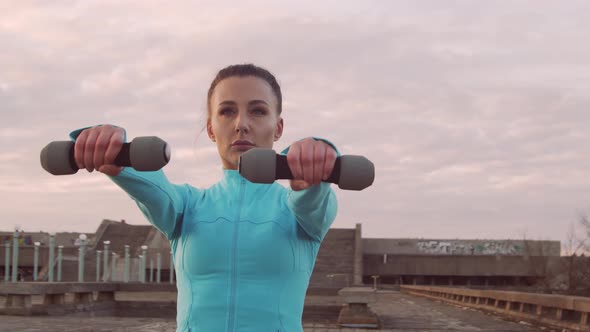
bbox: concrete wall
[363,254,562,277]
[309,228,356,288]
[363,238,561,256]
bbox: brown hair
[206,64,282,119]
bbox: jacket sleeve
[69,126,192,240]
[281,137,339,242]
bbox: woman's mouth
[231,140,255,151]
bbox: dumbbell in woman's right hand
[40,125,171,176]
[73,125,126,176]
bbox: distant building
[0,220,561,289]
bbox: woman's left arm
[281,138,340,242]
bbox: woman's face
[207,76,283,170]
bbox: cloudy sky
[1,1,589,245]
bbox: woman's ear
[274,117,284,141]
[206,119,215,142]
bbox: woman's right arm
[70,125,191,240]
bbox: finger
[287,143,303,180]
[74,130,89,170]
[98,164,123,177]
[84,128,99,172]
[104,129,125,165]
[93,129,111,170]
[313,142,325,185]
[323,147,337,181]
[301,140,314,185]
[290,179,310,191]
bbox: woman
[70,64,339,332]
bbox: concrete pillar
[48,233,55,282]
[353,223,363,286]
[11,228,19,282]
[33,242,40,281]
[371,275,379,290]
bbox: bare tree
[521,231,557,293]
[562,215,590,296]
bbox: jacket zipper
[228,178,245,332]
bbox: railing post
[140,245,148,283]
[138,255,144,283]
[78,234,86,282]
[170,250,174,284]
[33,242,40,281]
[57,245,63,282]
[149,259,154,283]
[48,233,55,282]
[4,242,10,282]
[157,252,161,283]
[103,241,110,282]
[556,308,563,320]
[96,250,102,282]
[581,312,588,325]
[111,252,117,281]
[124,245,130,283]
[11,227,20,282]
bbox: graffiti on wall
[1,235,33,246]
[416,240,523,255]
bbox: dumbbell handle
[113,143,135,167]
[274,154,341,183]
[239,148,374,190]
[40,136,170,175]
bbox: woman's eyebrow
[248,100,269,106]
[218,100,237,106]
[218,100,268,106]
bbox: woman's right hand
[74,124,125,176]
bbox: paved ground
[0,291,555,332]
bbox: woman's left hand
[286,138,338,191]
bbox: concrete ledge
[402,285,590,332]
[338,287,377,304]
[337,287,380,329]
[0,282,116,295]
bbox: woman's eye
[220,108,234,115]
[251,108,266,115]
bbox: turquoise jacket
[70,128,339,332]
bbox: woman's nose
[235,111,250,133]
